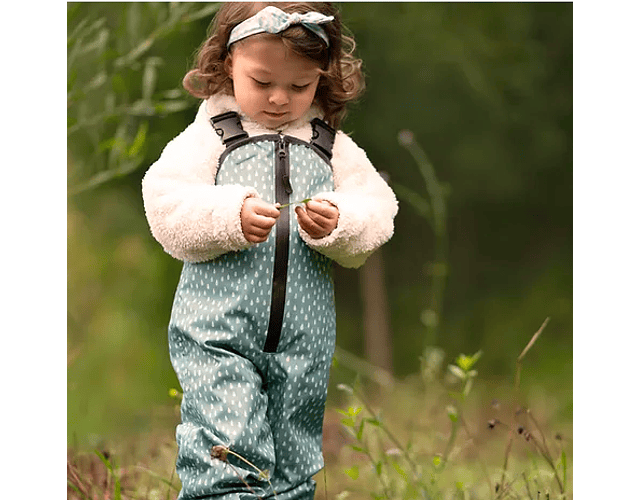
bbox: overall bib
[168,113,337,500]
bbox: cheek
[297,87,318,110]
[234,80,261,108]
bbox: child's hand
[295,200,339,239]
[241,197,280,244]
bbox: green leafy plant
[67,2,219,195]
[335,318,570,499]
[396,130,449,347]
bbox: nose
[268,88,289,106]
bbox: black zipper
[264,135,292,353]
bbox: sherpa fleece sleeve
[297,131,398,269]
[141,119,257,263]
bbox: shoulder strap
[310,118,336,160]
[212,112,335,158]
[210,111,248,147]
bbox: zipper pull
[282,174,293,194]
[277,136,293,194]
[277,136,286,159]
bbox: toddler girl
[142,3,397,499]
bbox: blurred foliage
[67,3,572,445]
[67,2,219,194]
[337,2,572,374]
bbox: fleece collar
[198,93,324,135]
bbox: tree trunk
[359,249,393,374]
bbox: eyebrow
[250,67,272,76]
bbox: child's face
[226,36,322,130]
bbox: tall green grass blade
[95,450,122,500]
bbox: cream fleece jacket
[142,94,398,268]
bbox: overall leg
[170,327,277,500]
[263,342,335,500]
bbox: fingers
[251,200,281,219]
[295,200,339,239]
[241,198,280,243]
[305,200,338,219]
[241,198,339,243]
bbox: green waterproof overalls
[169,112,337,500]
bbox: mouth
[264,111,288,119]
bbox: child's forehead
[233,36,322,76]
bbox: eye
[252,78,270,87]
[291,83,311,92]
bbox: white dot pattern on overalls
[168,137,336,500]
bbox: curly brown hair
[182,2,365,129]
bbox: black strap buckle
[210,111,248,146]
[310,118,336,160]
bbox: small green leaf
[341,418,355,428]
[393,183,431,219]
[432,456,442,467]
[127,121,148,157]
[278,198,312,209]
[375,461,383,477]
[356,421,365,441]
[392,461,408,481]
[168,388,182,400]
[446,405,458,422]
[344,465,359,480]
[366,417,382,427]
[456,351,482,371]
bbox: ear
[224,55,233,79]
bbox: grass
[67,319,571,500]
[322,319,571,500]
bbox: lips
[264,111,287,118]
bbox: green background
[3,2,638,498]
[67,2,572,446]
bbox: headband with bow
[227,6,334,48]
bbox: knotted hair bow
[227,6,334,48]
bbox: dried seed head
[211,445,229,462]
[517,425,525,435]
[555,433,563,441]
[398,130,415,147]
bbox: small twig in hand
[277,198,311,210]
